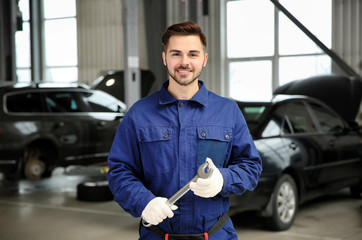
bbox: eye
[171,52,180,57]
[189,53,199,58]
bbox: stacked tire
[77,181,114,201]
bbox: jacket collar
[159,80,208,107]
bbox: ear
[203,53,208,67]
[162,51,166,66]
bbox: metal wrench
[166,161,213,206]
[142,161,213,227]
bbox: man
[107,21,262,239]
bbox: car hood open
[273,75,362,122]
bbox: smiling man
[163,31,208,91]
[107,22,262,240]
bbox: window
[241,104,268,133]
[81,91,125,113]
[242,106,266,122]
[279,55,331,86]
[229,61,272,101]
[285,102,317,133]
[310,103,344,133]
[6,92,44,113]
[15,0,31,82]
[263,120,283,137]
[43,0,78,82]
[15,0,78,83]
[227,0,274,101]
[227,0,274,58]
[262,105,291,137]
[227,0,332,101]
[45,92,82,112]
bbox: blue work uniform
[107,80,262,240]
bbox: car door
[256,103,294,174]
[44,90,95,164]
[1,90,48,169]
[282,100,339,189]
[307,101,362,183]
[79,90,125,159]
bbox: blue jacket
[107,81,262,239]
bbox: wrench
[166,161,213,206]
[142,161,213,227]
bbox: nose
[180,55,190,66]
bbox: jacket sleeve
[107,110,155,218]
[218,103,262,197]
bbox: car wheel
[77,181,114,202]
[262,174,298,231]
[23,148,46,180]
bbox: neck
[168,79,199,100]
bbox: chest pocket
[197,126,233,167]
[137,127,172,143]
[136,127,174,175]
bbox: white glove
[141,197,178,225]
[190,158,224,198]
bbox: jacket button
[201,132,206,137]
[225,134,230,140]
[163,134,168,139]
[179,102,184,108]
[140,135,144,141]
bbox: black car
[230,94,362,231]
[0,82,126,180]
[91,70,155,102]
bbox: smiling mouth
[177,69,192,74]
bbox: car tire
[262,174,298,231]
[77,181,114,202]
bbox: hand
[141,197,178,225]
[190,158,224,198]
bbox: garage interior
[1,0,362,240]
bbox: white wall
[333,0,362,77]
[76,0,148,85]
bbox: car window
[285,102,317,133]
[262,105,291,137]
[80,90,124,113]
[45,92,83,112]
[243,106,266,121]
[309,103,344,133]
[6,92,45,113]
[240,104,269,134]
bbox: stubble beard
[167,65,204,87]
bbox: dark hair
[162,21,207,50]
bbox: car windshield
[243,106,267,121]
[240,104,269,133]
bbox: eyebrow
[169,49,201,54]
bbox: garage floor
[0,168,361,240]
